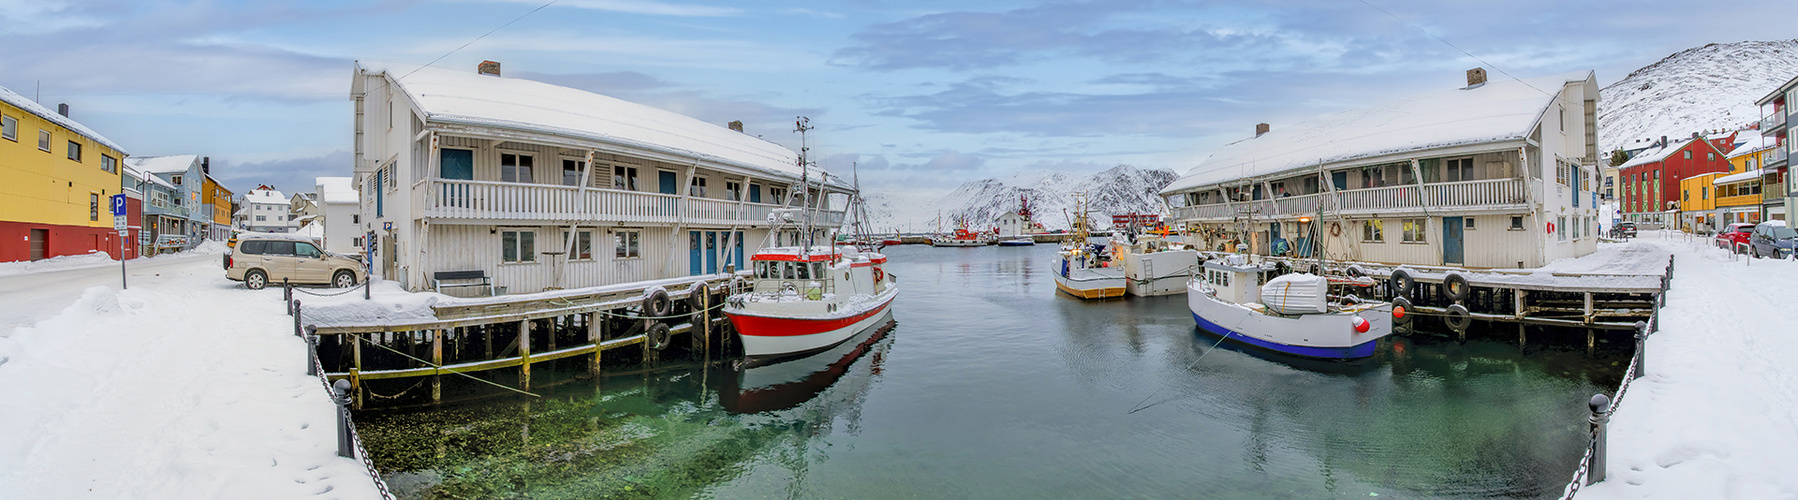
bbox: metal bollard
[305,325,319,377]
[293,300,303,337]
[1634,320,1648,378]
[1586,393,1611,485]
[333,379,354,458]
[285,279,293,316]
[364,275,371,301]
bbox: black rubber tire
[1392,296,1413,325]
[646,322,671,351]
[333,270,356,288]
[686,286,706,312]
[643,288,672,318]
[1752,246,1762,259]
[1445,304,1472,332]
[1346,265,1367,278]
[1389,269,1415,297]
[245,269,268,290]
[1444,273,1471,303]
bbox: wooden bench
[433,270,495,297]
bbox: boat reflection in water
[718,314,897,414]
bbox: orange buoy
[1352,316,1370,333]
[1393,306,1406,319]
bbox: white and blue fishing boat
[1186,254,1394,359]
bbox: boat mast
[795,116,815,254]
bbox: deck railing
[423,179,845,226]
[1770,146,1788,166]
[1169,178,1529,221]
[1761,112,1786,132]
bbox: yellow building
[1680,173,1721,232]
[1713,169,1764,226]
[0,87,128,262]
[201,173,234,239]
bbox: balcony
[422,179,844,226]
[1770,146,1788,168]
[1763,112,1787,134]
[1168,178,1528,222]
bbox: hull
[1120,249,1198,297]
[930,238,986,247]
[1186,281,1392,359]
[729,288,899,358]
[1053,258,1125,299]
[997,238,1035,246]
[722,318,895,414]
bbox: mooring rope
[292,282,370,297]
[1127,326,1234,414]
[352,335,542,398]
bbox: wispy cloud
[417,33,822,71]
[455,0,741,17]
[213,150,354,196]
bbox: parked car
[1748,221,1798,259]
[1715,223,1756,253]
[225,234,365,289]
[1613,221,1637,238]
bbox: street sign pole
[112,194,128,290]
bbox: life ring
[1443,273,1471,303]
[643,288,672,317]
[873,267,885,282]
[1330,221,1343,237]
[1392,296,1413,325]
[1389,268,1416,298]
[1445,304,1472,332]
[1546,222,1556,234]
[645,322,672,351]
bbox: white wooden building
[351,61,850,294]
[314,176,361,255]
[995,210,1031,236]
[1161,69,1601,269]
[242,187,292,233]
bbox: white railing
[1771,146,1788,166]
[423,179,845,226]
[1762,112,1786,131]
[1168,178,1529,222]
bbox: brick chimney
[478,60,501,77]
[57,103,69,117]
[202,156,210,174]
[1465,67,1487,88]
[728,120,744,133]
[1255,123,1269,137]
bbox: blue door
[1443,217,1464,265]
[732,231,745,271]
[689,231,702,275]
[706,232,719,274]
[659,171,678,195]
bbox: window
[1555,160,1570,186]
[352,214,360,224]
[726,181,742,201]
[0,115,15,141]
[769,187,788,205]
[689,177,708,197]
[1446,158,1474,182]
[564,230,593,260]
[256,215,266,221]
[1683,189,1689,202]
[614,230,641,259]
[1557,216,1568,242]
[352,237,363,247]
[239,240,268,255]
[1510,215,1524,230]
[501,153,534,183]
[67,141,81,161]
[264,241,296,256]
[748,183,763,203]
[1559,106,1566,132]
[295,243,322,258]
[1707,152,1715,161]
[1362,219,1384,242]
[1683,150,1692,160]
[101,154,116,174]
[562,159,584,186]
[1702,186,1709,200]
[1464,217,1475,230]
[38,130,51,151]
[89,193,99,221]
[613,165,638,190]
[1401,218,1425,243]
[501,229,536,263]
[171,175,182,186]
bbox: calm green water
[357,245,1629,499]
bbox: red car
[1716,223,1756,252]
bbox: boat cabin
[1200,256,1277,305]
[748,247,889,300]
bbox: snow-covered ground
[1581,230,1798,499]
[0,253,381,498]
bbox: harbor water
[358,244,1629,498]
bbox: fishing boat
[725,117,900,359]
[1186,254,1394,359]
[720,317,895,414]
[880,232,904,246]
[930,222,990,247]
[1114,233,1198,297]
[996,235,1036,246]
[1052,195,1124,299]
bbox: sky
[3,0,1795,200]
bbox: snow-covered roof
[1714,168,1764,184]
[244,188,286,204]
[315,177,357,204]
[358,62,841,187]
[124,155,198,174]
[0,85,129,155]
[1724,134,1772,158]
[123,165,176,190]
[1616,137,1706,170]
[1163,71,1595,194]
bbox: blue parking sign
[110,194,127,216]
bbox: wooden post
[520,319,532,391]
[1513,289,1526,319]
[351,333,363,409]
[484,324,493,359]
[1518,323,1527,350]
[1586,328,1596,357]
[432,329,444,404]
[588,311,602,376]
[1583,292,1594,324]
[548,316,558,352]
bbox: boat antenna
[795,116,814,254]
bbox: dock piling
[432,329,444,404]
[1634,321,1648,378]
[292,301,302,337]
[1586,393,1611,485]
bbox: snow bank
[1579,231,1798,499]
[300,280,449,328]
[0,259,380,498]
[0,251,116,279]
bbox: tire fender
[643,288,672,318]
[1392,296,1413,325]
[1445,304,1472,332]
[1444,273,1471,303]
[646,322,671,351]
[1389,268,1415,298]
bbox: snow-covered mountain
[1599,40,1798,153]
[859,165,1178,232]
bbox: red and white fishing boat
[724,116,900,359]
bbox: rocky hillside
[857,165,1178,232]
[1599,40,1798,153]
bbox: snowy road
[0,254,382,498]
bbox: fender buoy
[873,267,885,282]
[1330,222,1342,237]
[1444,273,1471,303]
[646,322,672,351]
[1546,222,1556,234]
[1445,304,1472,332]
[1351,316,1371,333]
[643,288,672,317]
[1392,296,1413,325]
[1389,269,1415,297]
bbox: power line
[394,0,561,83]
[1351,0,1555,99]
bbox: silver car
[225,236,366,289]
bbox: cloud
[212,150,354,197]
[457,0,741,17]
[424,33,821,71]
[518,71,824,146]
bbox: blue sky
[3,0,1793,199]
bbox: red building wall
[124,194,143,260]
[0,221,125,263]
[1620,139,1734,213]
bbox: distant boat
[996,235,1035,246]
[881,232,904,246]
[1053,195,1124,299]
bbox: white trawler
[724,118,899,358]
[1052,195,1125,299]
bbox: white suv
[225,235,365,289]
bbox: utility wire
[1350,0,1555,100]
[394,0,562,83]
